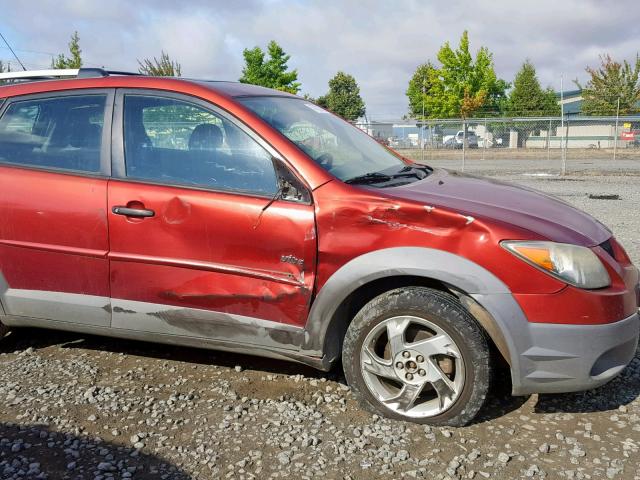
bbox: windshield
[238,96,430,186]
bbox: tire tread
[342,287,491,426]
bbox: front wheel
[342,287,491,426]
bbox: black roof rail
[76,68,108,78]
[77,68,141,78]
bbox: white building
[355,121,394,142]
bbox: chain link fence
[357,116,640,175]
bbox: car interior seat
[189,124,223,151]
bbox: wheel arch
[303,247,524,374]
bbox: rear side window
[0,95,106,173]
[123,95,278,196]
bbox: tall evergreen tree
[576,54,640,115]
[138,51,182,77]
[239,41,300,94]
[52,32,83,69]
[508,60,560,116]
[316,72,365,121]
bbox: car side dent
[303,246,528,385]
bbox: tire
[342,287,491,426]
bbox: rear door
[0,90,113,326]
[107,91,316,346]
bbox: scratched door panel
[108,180,316,330]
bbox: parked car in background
[0,69,638,426]
[442,130,478,149]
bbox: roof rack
[0,68,141,83]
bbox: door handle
[112,206,155,218]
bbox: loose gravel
[1,171,639,480]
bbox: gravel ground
[1,171,639,480]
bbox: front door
[107,92,316,347]
[0,91,113,326]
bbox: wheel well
[322,275,448,362]
[322,275,510,373]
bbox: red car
[0,69,638,426]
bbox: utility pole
[482,117,487,162]
[547,118,552,162]
[430,123,434,161]
[462,119,466,172]
[421,76,425,164]
[560,75,566,176]
[613,97,620,162]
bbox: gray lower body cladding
[513,312,639,395]
[0,314,331,370]
[476,297,639,395]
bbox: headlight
[501,241,610,289]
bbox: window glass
[123,96,278,195]
[238,97,408,182]
[0,95,106,173]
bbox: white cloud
[2,0,639,117]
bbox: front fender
[302,247,531,392]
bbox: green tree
[508,60,560,116]
[406,31,508,119]
[406,62,442,120]
[576,54,640,115]
[239,40,300,94]
[52,31,82,69]
[316,72,365,121]
[138,51,182,77]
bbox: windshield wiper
[345,172,393,185]
[391,165,432,180]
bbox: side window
[123,95,278,196]
[0,95,106,173]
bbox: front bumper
[471,292,639,396]
[513,312,639,395]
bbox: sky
[1,0,639,119]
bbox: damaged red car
[0,69,638,426]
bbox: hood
[382,169,611,246]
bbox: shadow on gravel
[535,370,640,415]
[6,328,639,421]
[535,386,640,415]
[461,350,640,423]
[0,422,191,479]
[471,368,530,424]
[534,350,640,415]
[0,327,332,379]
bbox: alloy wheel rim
[360,315,465,418]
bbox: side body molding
[303,247,530,389]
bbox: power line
[0,45,56,57]
[0,31,26,71]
